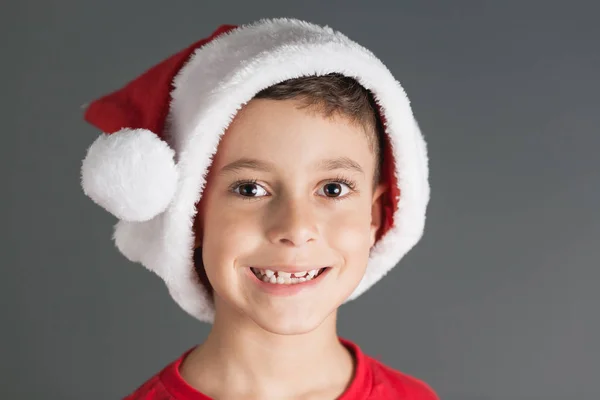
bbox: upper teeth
[263,269,319,277]
[251,268,324,284]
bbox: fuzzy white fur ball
[81,128,179,222]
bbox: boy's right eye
[231,180,269,198]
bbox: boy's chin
[247,306,338,336]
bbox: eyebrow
[218,156,365,176]
[318,157,365,175]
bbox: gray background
[2,1,598,399]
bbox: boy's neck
[179,309,355,399]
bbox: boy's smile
[194,98,387,334]
[250,265,328,284]
[247,265,332,297]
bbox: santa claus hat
[81,18,430,323]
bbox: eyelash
[229,175,358,202]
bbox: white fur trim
[81,128,179,222]
[112,18,430,322]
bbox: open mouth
[250,267,329,285]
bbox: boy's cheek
[326,222,373,262]
[325,207,374,238]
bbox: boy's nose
[266,199,318,247]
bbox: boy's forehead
[212,99,373,166]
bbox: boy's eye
[317,182,351,198]
[234,182,268,198]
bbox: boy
[80,18,436,399]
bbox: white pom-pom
[81,128,178,222]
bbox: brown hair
[193,73,386,300]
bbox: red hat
[81,18,430,322]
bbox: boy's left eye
[317,182,352,198]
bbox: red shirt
[124,338,439,399]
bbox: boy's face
[195,98,387,334]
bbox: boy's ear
[370,182,389,248]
